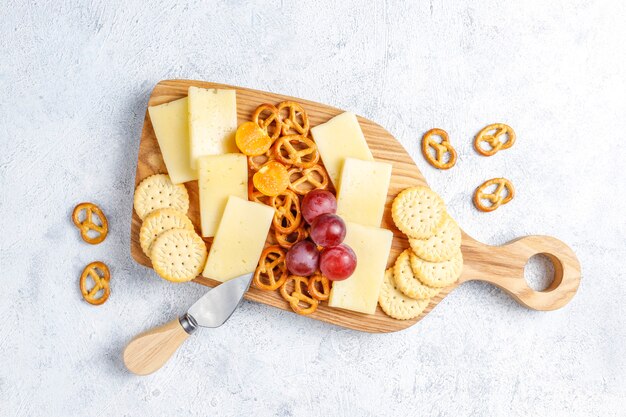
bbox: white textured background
[1,1,625,416]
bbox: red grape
[320,244,357,281]
[301,189,337,224]
[310,214,346,247]
[285,240,319,276]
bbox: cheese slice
[202,196,274,282]
[188,87,238,169]
[310,112,374,186]
[197,154,248,237]
[148,97,197,184]
[328,222,393,314]
[336,158,392,227]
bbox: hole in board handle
[524,254,556,291]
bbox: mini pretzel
[273,135,319,169]
[248,152,275,172]
[473,178,515,212]
[80,261,111,305]
[274,224,308,249]
[271,190,302,234]
[253,103,282,141]
[72,202,108,244]
[307,274,331,301]
[280,275,319,315]
[277,101,310,136]
[474,123,516,156]
[287,165,329,195]
[265,230,279,246]
[421,128,457,170]
[253,246,288,291]
[249,188,272,206]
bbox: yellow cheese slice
[148,97,197,184]
[310,112,374,186]
[202,196,274,282]
[336,158,392,227]
[328,222,393,314]
[188,87,238,169]
[197,154,248,237]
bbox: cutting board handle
[460,235,581,310]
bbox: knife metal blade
[183,272,253,331]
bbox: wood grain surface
[123,318,190,375]
[130,80,581,333]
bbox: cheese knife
[123,272,253,375]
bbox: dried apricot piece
[236,121,273,156]
[253,161,290,197]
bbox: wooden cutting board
[131,79,581,333]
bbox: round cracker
[409,248,463,288]
[139,208,194,258]
[393,249,441,300]
[379,268,430,320]
[134,174,190,220]
[391,186,446,239]
[409,215,461,262]
[151,229,207,283]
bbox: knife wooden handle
[459,235,581,310]
[123,318,191,375]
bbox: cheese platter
[130,79,581,333]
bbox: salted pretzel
[273,135,319,169]
[271,190,302,234]
[474,123,516,156]
[80,261,111,305]
[253,103,282,141]
[72,202,108,244]
[274,224,308,249]
[421,128,457,170]
[248,152,275,172]
[287,165,329,195]
[265,228,280,246]
[249,187,272,206]
[280,275,319,315]
[473,178,515,212]
[253,246,288,291]
[277,101,310,136]
[307,274,331,301]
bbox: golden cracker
[393,249,441,300]
[151,229,207,283]
[379,268,430,320]
[409,215,461,262]
[391,186,446,239]
[134,174,190,220]
[139,208,194,258]
[409,248,463,288]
